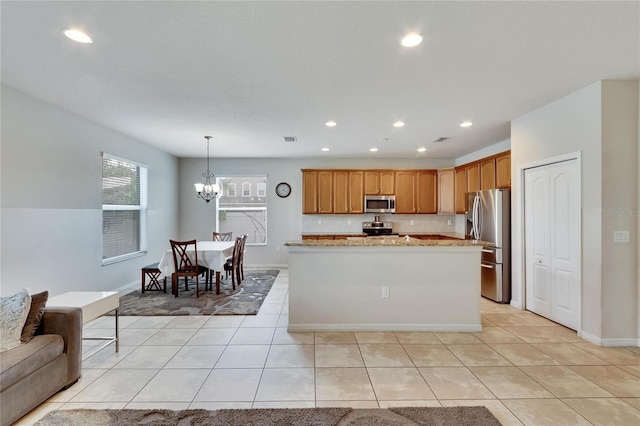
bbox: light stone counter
[286,236,489,247]
[285,239,483,332]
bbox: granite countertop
[285,236,490,247]
[301,232,367,236]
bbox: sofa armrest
[40,307,83,386]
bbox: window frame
[101,153,148,265]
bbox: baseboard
[510,300,523,310]
[578,330,601,345]
[600,337,640,347]
[114,279,140,296]
[288,323,483,332]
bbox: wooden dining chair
[170,239,208,298]
[223,236,244,289]
[213,231,233,241]
[238,234,247,281]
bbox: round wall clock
[275,182,291,198]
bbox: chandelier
[194,136,220,203]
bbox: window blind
[102,154,147,264]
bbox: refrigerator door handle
[481,263,495,269]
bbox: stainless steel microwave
[364,195,396,213]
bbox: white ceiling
[2,1,638,159]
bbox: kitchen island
[284,237,484,332]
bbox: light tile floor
[17,269,640,425]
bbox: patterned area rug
[117,270,279,315]
[36,406,502,425]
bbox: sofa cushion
[0,334,64,392]
[0,289,32,352]
[21,291,49,343]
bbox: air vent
[431,137,448,143]
[283,136,297,142]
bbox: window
[227,183,237,197]
[242,182,251,197]
[257,182,266,197]
[102,154,147,264]
[217,176,267,245]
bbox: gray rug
[117,270,278,315]
[36,407,502,425]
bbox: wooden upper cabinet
[466,162,480,192]
[437,168,455,214]
[302,170,318,214]
[454,167,467,213]
[480,158,496,190]
[317,171,333,213]
[416,170,437,214]
[395,171,417,214]
[379,171,395,195]
[334,170,364,214]
[364,170,395,194]
[496,151,511,188]
[333,170,349,214]
[349,171,364,213]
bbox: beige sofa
[0,307,82,426]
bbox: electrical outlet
[381,286,390,298]
[447,220,452,226]
[318,220,322,225]
[410,220,414,226]
[347,219,351,225]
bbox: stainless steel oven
[364,195,396,213]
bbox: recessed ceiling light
[325,121,337,127]
[369,147,378,152]
[321,147,330,152]
[460,121,473,128]
[63,28,93,44]
[417,147,427,152]
[401,33,423,47]
[393,121,405,128]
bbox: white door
[524,159,580,330]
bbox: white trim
[102,152,148,169]
[579,330,602,345]
[288,324,483,332]
[517,151,582,334]
[600,338,640,347]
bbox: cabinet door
[416,170,437,214]
[333,171,350,214]
[437,168,455,214]
[317,171,333,213]
[349,171,364,213]
[454,167,467,213]
[467,162,480,192]
[480,158,496,190]
[302,171,318,214]
[496,152,511,188]
[364,171,380,194]
[379,171,395,195]
[395,171,416,213]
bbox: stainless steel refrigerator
[466,189,511,303]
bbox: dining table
[157,240,235,295]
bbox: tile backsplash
[301,214,466,234]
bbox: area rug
[116,270,279,315]
[36,406,502,425]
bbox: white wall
[455,139,511,166]
[601,80,639,341]
[178,157,454,267]
[0,86,179,297]
[511,80,639,344]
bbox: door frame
[517,151,582,332]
